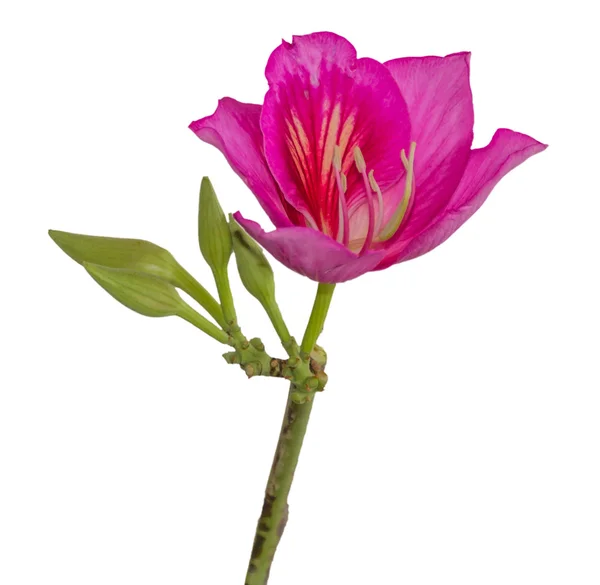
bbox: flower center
[332,142,417,254]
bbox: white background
[1,0,598,583]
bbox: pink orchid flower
[190,32,546,283]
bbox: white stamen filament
[368,170,385,235]
[378,142,417,241]
[354,146,376,255]
[333,145,349,247]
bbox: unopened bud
[198,177,232,275]
[83,263,230,344]
[49,230,184,285]
[229,215,276,307]
[48,229,225,327]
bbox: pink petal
[261,32,410,240]
[377,129,547,268]
[385,52,474,239]
[234,212,387,283]
[189,98,293,228]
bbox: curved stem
[263,301,292,351]
[177,305,231,345]
[244,282,336,585]
[301,283,335,353]
[176,266,226,329]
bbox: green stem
[214,268,237,328]
[263,301,292,350]
[177,305,231,345]
[244,282,335,585]
[244,395,313,585]
[301,283,335,353]
[176,267,226,329]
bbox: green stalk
[244,283,335,585]
[176,267,226,329]
[177,304,231,345]
[263,301,292,350]
[300,283,335,354]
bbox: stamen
[378,142,416,241]
[353,146,366,173]
[354,146,375,255]
[333,145,342,172]
[302,210,319,231]
[333,145,349,247]
[368,170,385,235]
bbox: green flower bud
[83,263,229,344]
[49,230,183,285]
[198,177,232,275]
[84,263,183,317]
[48,229,225,327]
[229,215,276,307]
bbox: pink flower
[190,32,546,283]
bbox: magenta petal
[378,129,547,268]
[261,32,410,239]
[385,52,474,238]
[189,98,292,228]
[234,212,387,283]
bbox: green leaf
[48,230,183,285]
[83,263,185,318]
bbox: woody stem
[243,283,335,585]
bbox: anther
[353,146,366,173]
[333,145,342,172]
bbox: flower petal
[189,98,293,228]
[233,212,387,283]
[385,52,474,238]
[261,32,410,240]
[377,129,547,268]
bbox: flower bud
[84,263,184,317]
[229,215,276,307]
[49,229,183,285]
[198,177,232,275]
[48,229,225,328]
[83,263,229,344]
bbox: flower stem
[301,283,336,353]
[176,266,227,329]
[263,301,292,350]
[244,283,335,585]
